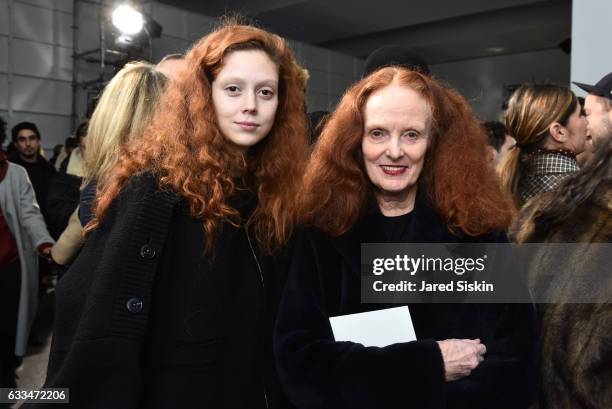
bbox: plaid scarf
[519,149,579,205]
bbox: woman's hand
[436,338,486,381]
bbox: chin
[227,135,265,149]
[379,183,413,194]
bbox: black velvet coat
[30,175,293,409]
[274,196,538,409]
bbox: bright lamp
[112,4,144,35]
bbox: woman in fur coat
[511,139,612,409]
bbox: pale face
[212,50,279,153]
[491,134,516,167]
[499,134,516,159]
[361,85,430,213]
[562,103,588,154]
[584,94,612,148]
[15,129,41,160]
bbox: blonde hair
[498,83,577,205]
[84,62,168,189]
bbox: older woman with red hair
[37,22,309,408]
[274,68,537,409]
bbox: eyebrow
[364,123,426,131]
[219,77,278,86]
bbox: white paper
[329,306,417,347]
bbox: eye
[225,85,240,95]
[403,130,420,140]
[370,129,385,139]
[258,88,275,99]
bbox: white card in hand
[329,306,417,347]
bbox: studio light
[112,4,144,35]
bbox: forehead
[585,94,608,110]
[216,49,278,81]
[364,84,431,125]
[17,129,37,137]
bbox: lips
[236,121,260,131]
[380,165,408,176]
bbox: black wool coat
[274,196,538,409]
[29,175,293,409]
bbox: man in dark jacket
[9,122,56,220]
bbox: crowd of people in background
[0,17,610,409]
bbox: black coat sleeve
[274,231,447,409]
[444,303,538,409]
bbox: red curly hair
[90,22,309,254]
[299,67,514,237]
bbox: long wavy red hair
[91,22,309,253]
[299,67,514,237]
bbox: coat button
[140,244,156,259]
[126,297,143,313]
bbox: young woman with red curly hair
[274,68,537,409]
[37,23,309,408]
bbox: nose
[385,136,404,159]
[242,91,257,114]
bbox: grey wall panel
[0,36,8,72]
[0,0,8,36]
[13,2,72,47]
[307,69,329,94]
[431,49,570,121]
[300,44,329,72]
[13,2,54,43]
[76,0,99,22]
[354,59,365,78]
[152,3,188,40]
[11,76,72,115]
[54,6,73,47]
[287,41,302,61]
[306,92,328,112]
[12,38,72,81]
[76,58,109,83]
[19,0,73,14]
[186,12,214,41]
[328,95,342,111]
[328,73,354,96]
[0,74,7,110]
[152,35,190,63]
[8,111,72,149]
[77,15,101,52]
[330,51,354,76]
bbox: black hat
[363,46,430,78]
[573,72,612,100]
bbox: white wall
[1,0,363,152]
[430,49,570,122]
[570,0,611,96]
[0,0,74,153]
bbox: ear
[548,122,567,144]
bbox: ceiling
[156,0,572,64]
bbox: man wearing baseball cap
[573,73,612,158]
